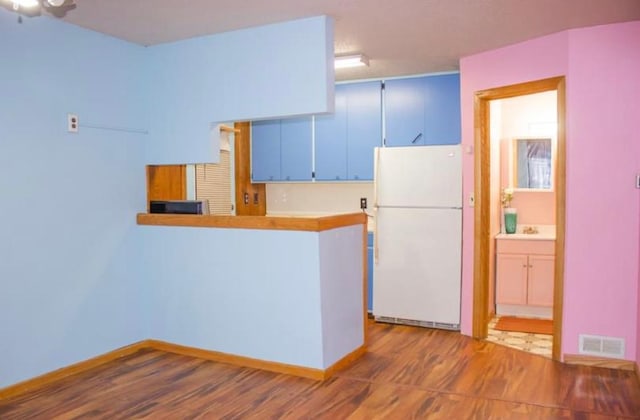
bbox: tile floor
[486,316,553,358]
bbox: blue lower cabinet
[367,232,374,312]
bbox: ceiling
[57,0,640,81]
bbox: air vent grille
[579,334,625,359]
[375,316,460,331]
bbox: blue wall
[0,10,334,387]
[0,10,149,387]
[139,227,325,368]
[145,16,334,164]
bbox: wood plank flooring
[1,321,639,419]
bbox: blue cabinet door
[280,116,313,181]
[384,77,425,146]
[423,73,461,145]
[251,120,281,181]
[367,232,374,312]
[315,85,348,181]
[346,81,382,180]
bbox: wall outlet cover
[67,113,79,133]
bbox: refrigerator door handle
[373,147,380,264]
[373,147,380,209]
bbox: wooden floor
[2,321,640,419]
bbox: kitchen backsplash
[266,182,374,216]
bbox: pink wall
[460,21,640,360]
[564,21,640,361]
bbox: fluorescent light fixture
[335,54,369,69]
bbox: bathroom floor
[486,316,553,358]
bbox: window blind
[195,150,232,215]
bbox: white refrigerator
[373,145,462,330]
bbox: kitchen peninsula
[136,212,367,379]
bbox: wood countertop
[136,212,367,232]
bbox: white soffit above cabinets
[56,0,640,81]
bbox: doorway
[471,77,566,361]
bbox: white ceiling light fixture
[12,0,39,9]
[4,0,76,16]
[335,54,370,69]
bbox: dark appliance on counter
[149,200,206,215]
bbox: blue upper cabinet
[315,85,348,181]
[252,73,459,183]
[423,73,461,145]
[251,120,281,181]
[384,73,461,146]
[280,117,313,181]
[346,81,382,180]
[384,77,425,146]
[252,117,313,182]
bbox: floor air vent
[579,334,625,359]
[375,316,460,331]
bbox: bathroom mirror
[512,137,553,190]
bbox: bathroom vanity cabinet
[495,237,555,317]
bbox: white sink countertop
[495,224,556,241]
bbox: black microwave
[149,200,206,215]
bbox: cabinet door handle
[522,264,528,268]
[411,133,423,144]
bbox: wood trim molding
[324,345,367,379]
[146,340,326,380]
[472,92,490,339]
[0,341,151,400]
[146,340,365,381]
[552,77,567,361]
[564,354,637,372]
[0,339,367,400]
[475,77,564,101]
[136,212,367,232]
[472,76,566,363]
[234,121,267,216]
[362,225,369,344]
[219,124,240,134]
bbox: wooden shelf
[219,125,241,134]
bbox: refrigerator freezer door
[375,145,462,208]
[373,207,462,327]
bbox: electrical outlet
[67,113,78,133]
[360,197,367,210]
